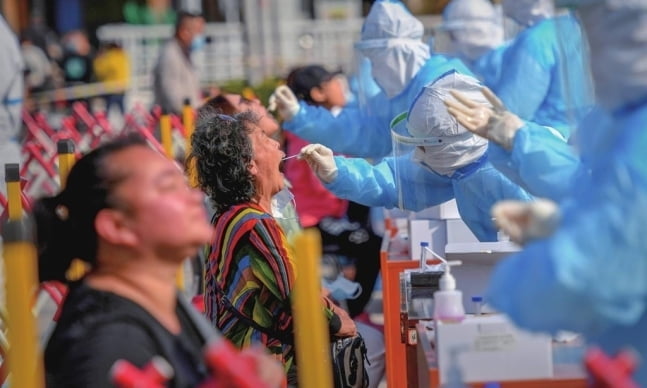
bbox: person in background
[59,30,94,86]
[153,11,205,114]
[93,41,131,114]
[457,1,647,384]
[270,0,472,159]
[38,135,285,388]
[20,31,54,94]
[492,0,592,139]
[283,65,383,319]
[0,14,24,196]
[123,0,177,25]
[284,64,386,388]
[190,110,357,386]
[439,0,508,87]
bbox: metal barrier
[97,23,246,105]
[96,16,443,104]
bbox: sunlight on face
[108,146,213,259]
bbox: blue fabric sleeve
[282,102,392,159]
[487,154,647,337]
[493,30,552,121]
[324,156,454,210]
[488,122,581,201]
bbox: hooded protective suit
[282,0,470,159]
[322,72,532,241]
[493,0,593,139]
[487,2,647,384]
[441,0,507,87]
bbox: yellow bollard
[6,164,22,220]
[57,139,76,187]
[182,98,195,153]
[56,140,88,281]
[241,87,256,101]
[160,112,173,159]
[159,113,185,289]
[3,164,45,388]
[292,228,333,388]
[182,98,198,188]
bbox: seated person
[38,135,284,387]
[284,65,382,319]
[189,110,357,385]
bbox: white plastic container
[433,261,465,323]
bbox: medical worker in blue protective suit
[440,0,509,88]
[445,86,586,200]
[492,0,593,139]
[461,1,647,384]
[299,72,532,242]
[269,0,471,159]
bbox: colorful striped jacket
[205,202,336,379]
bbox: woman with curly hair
[189,109,356,386]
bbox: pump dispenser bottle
[433,261,465,323]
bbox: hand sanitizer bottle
[433,261,465,323]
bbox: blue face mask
[190,34,206,51]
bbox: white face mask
[362,39,430,98]
[412,136,488,176]
[271,187,298,220]
[450,22,504,61]
[406,72,490,176]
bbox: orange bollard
[182,98,198,188]
[159,112,173,159]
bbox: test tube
[472,295,484,315]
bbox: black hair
[286,65,338,106]
[34,134,147,282]
[188,107,259,216]
[202,94,238,116]
[174,11,204,34]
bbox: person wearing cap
[440,0,508,87]
[300,71,532,242]
[283,65,383,315]
[269,0,472,159]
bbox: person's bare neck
[251,183,274,214]
[86,248,182,334]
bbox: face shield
[390,72,488,210]
[557,0,647,113]
[525,4,594,141]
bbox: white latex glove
[268,85,300,121]
[299,144,338,183]
[444,86,524,150]
[491,199,561,246]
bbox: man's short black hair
[286,65,342,105]
[175,11,204,33]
